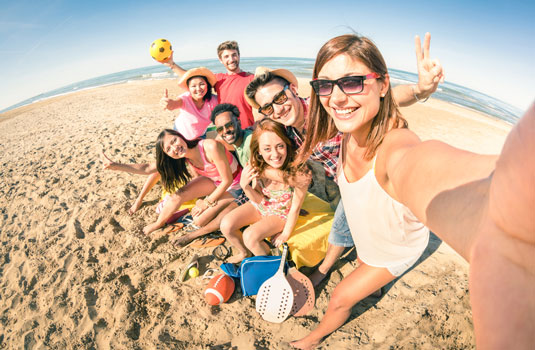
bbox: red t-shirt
[215,72,255,128]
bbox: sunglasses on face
[309,73,381,96]
[216,121,235,134]
[258,85,289,116]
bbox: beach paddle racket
[287,266,315,316]
[255,244,294,323]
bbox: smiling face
[214,111,241,145]
[219,49,240,73]
[162,133,187,159]
[317,53,388,136]
[187,77,208,101]
[258,131,287,169]
[254,79,304,129]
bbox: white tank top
[337,145,429,268]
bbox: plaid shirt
[287,98,342,180]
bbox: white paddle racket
[255,244,294,323]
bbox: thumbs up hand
[159,89,182,111]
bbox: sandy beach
[0,78,512,349]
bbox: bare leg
[309,244,346,287]
[129,172,160,215]
[242,216,285,256]
[310,201,353,286]
[143,176,215,235]
[191,195,234,227]
[291,263,395,349]
[171,197,236,246]
[220,203,261,263]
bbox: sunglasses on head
[309,73,381,96]
[258,85,289,116]
[216,121,235,134]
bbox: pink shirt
[215,72,255,128]
[188,140,242,191]
[173,93,218,140]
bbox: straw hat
[245,67,299,109]
[178,67,217,89]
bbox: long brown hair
[296,34,407,164]
[250,118,310,186]
[155,129,200,193]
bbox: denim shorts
[328,200,354,247]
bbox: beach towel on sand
[286,193,333,269]
[169,193,333,269]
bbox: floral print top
[256,180,294,220]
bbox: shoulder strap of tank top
[372,155,378,171]
[336,133,349,177]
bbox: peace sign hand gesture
[414,32,445,99]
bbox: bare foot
[128,199,143,215]
[171,233,194,247]
[309,269,328,287]
[143,222,161,235]
[227,252,250,264]
[290,335,321,349]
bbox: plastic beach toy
[150,38,173,62]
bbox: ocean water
[1,57,522,124]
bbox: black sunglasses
[258,85,289,116]
[310,73,381,96]
[216,121,235,134]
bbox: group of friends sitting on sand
[101,34,534,349]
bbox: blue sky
[1,0,533,112]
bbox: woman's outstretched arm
[381,104,535,348]
[469,104,535,349]
[100,151,157,175]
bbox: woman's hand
[100,151,117,170]
[272,231,290,248]
[159,89,181,110]
[240,163,258,189]
[414,32,445,99]
[191,198,209,217]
